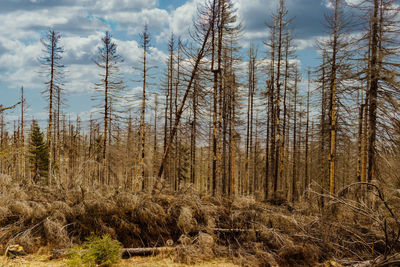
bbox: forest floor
[0,176,399,266]
[0,255,239,267]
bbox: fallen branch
[51,246,175,259]
[213,228,261,233]
[349,253,400,267]
[122,247,174,258]
[338,182,400,257]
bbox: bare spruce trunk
[211,0,218,196]
[291,70,298,203]
[102,44,109,185]
[367,0,379,183]
[141,36,147,190]
[319,54,327,207]
[48,33,55,182]
[328,0,339,196]
[267,25,276,199]
[190,80,198,185]
[305,70,310,191]
[273,9,283,198]
[20,86,25,182]
[281,35,289,195]
[357,83,364,182]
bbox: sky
[0,0,346,126]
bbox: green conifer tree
[28,120,49,182]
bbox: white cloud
[0,0,332,120]
[108,8,169,35]
[294,38,316,51]
[88,0,157,12]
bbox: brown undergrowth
[0,174,398,266]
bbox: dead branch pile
[0,174,398,266]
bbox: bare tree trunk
[102,45,109,185]
[175,40,181,190]
[273,10,283,199]
[367,0,379,183]
[167,35,174,189]
[245,45,256,195]
[305,70,310,191]
[20,86,25,182]
[211,0,219,196]
[266,23,276,199]
[319,53,327,207]
[357,81,364,182]
[328,0,339,196]
[291,69,298,203]
[254,113,258,194]
[230,80,236,197]
[281,35,290,196]
[190,80,198,185]
[153,94,158,179]
[141,27,149,190]
[48,33,55,182]
[361,85,369,183]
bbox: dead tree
[140,25,151,190]
[40,29,64,180]
[156,0,214,183]
[93,31,123,184]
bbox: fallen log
[213,228,261,233]
[340,253,400,267]
[51,246,175,260]
[122,247,174,258]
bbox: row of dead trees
[0,0,399,203]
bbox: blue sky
[0,0,342,125]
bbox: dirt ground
[0,255,239,267]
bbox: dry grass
[0,255,239,267]
[121,256,239,267]
[0,255,65,267]
[0,174,398,266]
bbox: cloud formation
[0,0,334,119]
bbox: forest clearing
[1,0,400,266]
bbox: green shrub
[66,246,86,267]
[66,234,122,267]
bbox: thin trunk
[267,23,276,199]
[190,80,198,185]
[102,41,109,184]
[230,80,236,197]
[216,0,225,195]
[291,69,298,203]
[20,86,25,182]
[305,70,310,191]
[319,53,327,207]
[357,82,364,182]
[254,114,258,193]
[48,32,55,181]
[368,0,379,182]
[175,40,181,189]
[211,0,218,196]
[281,35,289,195]
[273,9,283,198]
[153,95,158,178]
[141,35,147,190]
[329,0,339,196]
